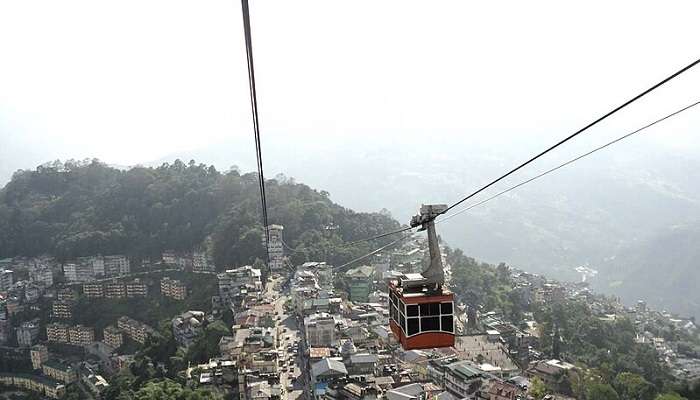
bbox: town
[0,223,698,400]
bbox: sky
[1,0,699,181]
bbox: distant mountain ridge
[152,135,700,317]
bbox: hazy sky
[1,0,699,178]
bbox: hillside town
[0,224,698,400]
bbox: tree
[529,376,547,399]
[613,372,656,400]
[586,383,620,400]
[655,393,687,400]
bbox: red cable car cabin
[389,273,455,350]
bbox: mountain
[152,134,700,315]
[596,223,700,319]
[0,159,400,268]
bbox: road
[264,274,305,400]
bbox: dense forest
[0,159,400,268]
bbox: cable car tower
[389,204,455,350]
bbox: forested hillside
[0,159,400,268]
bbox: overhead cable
[438,100,700,224]
[240,0,271,266]
[442,57,700,215]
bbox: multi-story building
[82,282,104,298]
[428,359,486,399]
[345,265,373,303]
[30,268,53,288]
[63,262,93,283]
[117,316,154,344]
[42,360,78,384]
[125,279,148,298]
[52,300,72,320]
[192,251,213,273]
[16,318,40,347]
[172,310,205,348]
[30,344,49,370]
[68,325,95,346]
[0,373,66,399]
[0,315,8,345]
[56,287,76,302]
[217,266,262,310]
[103,325,123,349]
[162,251,178,266]
[263,225,285,271]
[77,256,105,277]
[0,269,13,292]
[105,282,126,298]
[24,284,41,303]
[104,255,129,277]
[46,323,70,343]
[305,313,336,347]
[160,277,187,300]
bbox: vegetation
[0,159,400,267]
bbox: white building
[0,269,13,291]
[263,225,285,271]
[30,268,53,288]
[192,251,214,273]
[63,263,93,283]
[304,313,336,347]
[104,255,129,277]
[78,256,105,277]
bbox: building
[104,255,130,277]
[82,370,110,397]
[311,358,348,399]
[30,268,53,288]
[0,373,66,399]
[77,256,105,277]
[30,344,49,370]
[0,269,13,291]
[217,266,262,309]
[56,287,76,302]
[103,325,123,349]
[42,360,78,384]
[17,318,41,347]
[263,225,285,271]
[526,359,576,389]
[117,316,154,344]
[52,300,72,319]
[63,262,93,283]
[68,325,95,346]
[345,265,373,303]
[172,311,205,348]
[24,284,41,303]
[46,323,70,343]
[443,360,487,398]
[125,279,148,297]
[305,313,336,347]
[161,277,187,300]
[192,251,214,273]
[105,282,126,298]
[485,379,523,400]
[82,282,104,298]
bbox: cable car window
[441,302,453,314]
[441,316,454,333]
[407,318,419,336]
[406,304,419,317]
[400,314,406,332]
[429,303,441,315]
[421,316,439,331]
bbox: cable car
[389,205,455,350]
